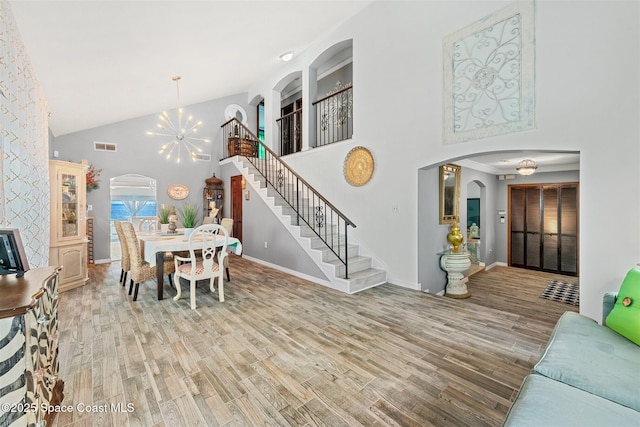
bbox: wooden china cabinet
[49,160,89,292]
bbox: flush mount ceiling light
[279,51,294,62]
[146,76,210,164]
[516,159,538,176]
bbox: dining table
[138,231,243,300]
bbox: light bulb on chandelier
[146,76,210,163]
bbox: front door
[230,175,243,243]
[509,183,579,275]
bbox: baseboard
[95,258,112,265]
[485,261,507,271]
[242,255,335,289]
[387,278,421,291]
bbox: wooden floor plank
[50,259,577,426]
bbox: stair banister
[221,118,356,279]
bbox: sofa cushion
[606,267,640,345]
[533,311,640,411]
[502,374,640,426]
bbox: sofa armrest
[602,292,618,323]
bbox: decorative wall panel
[0,0,51,266]
[443,0,535,144]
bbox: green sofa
[503,293,640,426]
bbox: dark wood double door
[509,183,579,276]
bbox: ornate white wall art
[443,1,535,144]
[0,1,51,267]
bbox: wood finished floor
[51,256,578,427]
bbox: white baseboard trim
[95,259,112,265]
[387,278,421,291]
[485,261,508,271]
[242,255,335,289]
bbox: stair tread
[339,268,386,281]
[325,255,370,266]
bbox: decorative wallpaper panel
[0,0,51,267]
[443,0,535,144]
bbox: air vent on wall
[193,153,211,162]
[94,142,117,152]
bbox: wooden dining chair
[113,220,131,287]
[173,224,228,309]
[120,221,175,301]
[219,217,234,281]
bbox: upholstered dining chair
[113,220,130,287]
[120,221,175,301]
[219,217,234,281]
[173,224,228,310]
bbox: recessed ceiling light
[279,51,294,62]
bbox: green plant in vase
[158,205,171,232]
[180,203,199,236]
[158,205,171,224]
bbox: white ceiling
[457,151,580,175]
[8,0,372,137]
[9,1,580,173]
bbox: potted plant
[158,204,171,232]
[179,203,199,237]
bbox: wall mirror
[439,164,460,224]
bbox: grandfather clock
[203,173,224,222]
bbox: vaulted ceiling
[9,1,372,137]
[9,1,580,173]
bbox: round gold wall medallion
[344,146,374,186]
[167,184,189,200]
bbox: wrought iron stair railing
[221,118,357,279]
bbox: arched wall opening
[417,149,580,296]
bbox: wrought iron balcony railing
[276,108,302,156]
[312,83,353,147]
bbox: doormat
[540,280,579,306]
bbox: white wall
[246,0,640,321]
[0,1,51,267]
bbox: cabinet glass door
[61,173,80,238]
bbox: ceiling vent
[94,142,117,152]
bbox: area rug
[540,280,580,306]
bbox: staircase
[227,154,387,294]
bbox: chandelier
[516,159,538,176]
[146,76,210,163]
